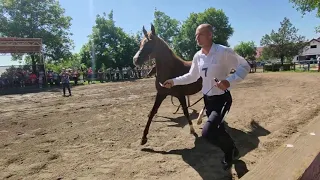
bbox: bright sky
[0,0,319,66]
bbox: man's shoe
[221,147,240,170]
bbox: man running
[162,24,251,170]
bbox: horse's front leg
[177,95,195,134]
[141,93,167,145]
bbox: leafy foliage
[234,41,257,60]
[290,0,320,32]
[260,17,307,65]
[0,0,74,68]
[80,10,139,71]
[45,53,86,72]
[173,8,234,60]
[153,9,180,47]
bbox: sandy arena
[0,72,320,180]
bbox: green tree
[153,9,180,46]
[114,33,139,69]
[256,48,271,61]
[290,0,320,32]
[0,0,74,72]
[260,17,307,66]
[173,8,233,60]
[79,41,93,68]
[45,53,83,72]
[290,0,320,15]
[82,10,139,71]
[234,41,257,60]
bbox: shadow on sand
[0,86,61,96]
[154,109,200,128]
[143,113,270,179]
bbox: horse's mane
[156,36,189,63]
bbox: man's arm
[224,48,251,86]
[171,54,200,86]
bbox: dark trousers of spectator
[73,77,78,85]
[62,83,71,96]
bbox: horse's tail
[171,95,203,108]
[171,96,180,107]
[171,96,181,114]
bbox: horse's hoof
[197,119,202,125]
[141,137,148,145]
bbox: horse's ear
[151,23,156,35]
[142,26,148,37]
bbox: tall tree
[153,9,180,46]
[83,10,139,71]
[173,8,233,60]
[45,53,84,72]
[260,17,307,66]
[234,41,257,60]
[290,0,320,32]
[79,41,94,69]
[0,0,74,72]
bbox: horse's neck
[155,54,186,82]
[154,40,189,80]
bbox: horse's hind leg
[141,93,167,145]
[196,106,205,125]
[177,95,195,134]
[187,95,191,107]
[173,104,180,114]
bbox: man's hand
[161,79,174,88]
[216,79,230,91]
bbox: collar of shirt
[199,43,217,57]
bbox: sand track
[0,72,319,180]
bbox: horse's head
[133,24,158,67]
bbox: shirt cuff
[172,78,181,86]
[226,76,235,85]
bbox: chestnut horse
[147,66,192,113]
[133,24,204,145]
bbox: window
[311,45,317,48]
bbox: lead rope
[187,78,228,107]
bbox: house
[293,38,320,63]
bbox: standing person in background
[72,68,79,85]
[98,68,104,83]
[162,24,251,170]
[87,67,93,84]
[38,68,44,88]
[60,68,72,97]
[79,68,84,84]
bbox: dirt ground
[0,72,320,180]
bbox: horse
[133,24,205,145]
[247,60,256,73]
[147,65,192,113]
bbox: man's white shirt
[172,44,251,96]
